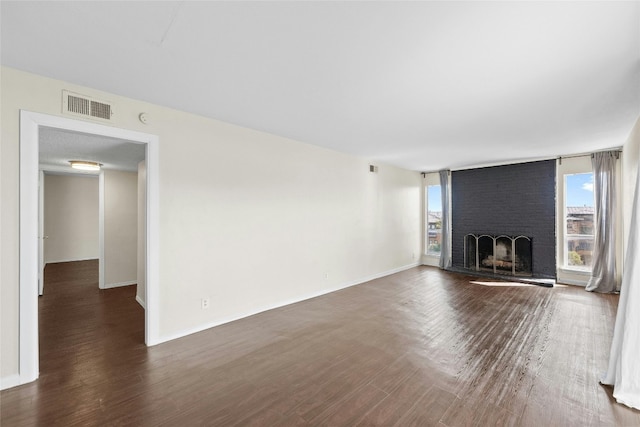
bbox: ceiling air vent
[62,90,113,121]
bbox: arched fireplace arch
[464,234,532,277]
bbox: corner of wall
[622,115,640,259]
[0,374,22,391]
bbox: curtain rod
[421,147,623,174]
[560,148,622,164]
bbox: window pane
[565,173,594,269]
[566,236,594,270]
[427,185,442,254]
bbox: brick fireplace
[451,160,556,279]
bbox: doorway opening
[19,111,160,387]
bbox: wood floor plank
[356,373,437,426]
[439,395,518,427]
[314,383,389,426]
[2,262,639,426]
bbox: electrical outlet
[201,298,210,309]
[323,272,329,280]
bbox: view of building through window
[427,185,442,254]
[565,173,594,270]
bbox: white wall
[137,160,147,307]
[0,67,422,380]
[104,170,138,288]
[43,174,99,264]
[623,117,640,251]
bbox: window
[426,184,442,255]
[564,173,594,270]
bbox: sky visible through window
[566,173,594,207]
[428,185,442,211]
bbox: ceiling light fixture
[69,160,102,171]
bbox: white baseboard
[45,257,99,266]
[153,262,421,346]
[421,254,440,267]
[136,295,146,309]
[1,374,22,391]
[557,268,589,286]
[342,262,421,289]
[102,280,136,289]
[556,278,588,286]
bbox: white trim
[18,110,160,390]
[556,278,589,287]
[558,267,591,275]
[0,374,22,391]
[38,170,45,296]
[136,295,147,310]
[421,254,440,267]
[98,171,105,289]
[103,280,137,289]
[154,262,420,345]
[145,134,160,346]
[19,111,40,385]
[45,257,99,265]
[136,295,146,309]
[556,268,590,286]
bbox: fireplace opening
[464,234,532,277]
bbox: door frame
[38,170,45,296]
[19,110,161,386]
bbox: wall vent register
[62,90,113,121]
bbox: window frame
[426,184,442,256]
[563,172,595,271]
[556,156,595,286]
[422,171,441,262]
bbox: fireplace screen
[464,234,532,277]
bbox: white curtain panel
[438,170,451,269]
[601,157,640,410]
[586,152,618,293]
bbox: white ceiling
[39,127,145,173]
[2,1,639,171]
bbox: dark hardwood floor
[2,261,639,426]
